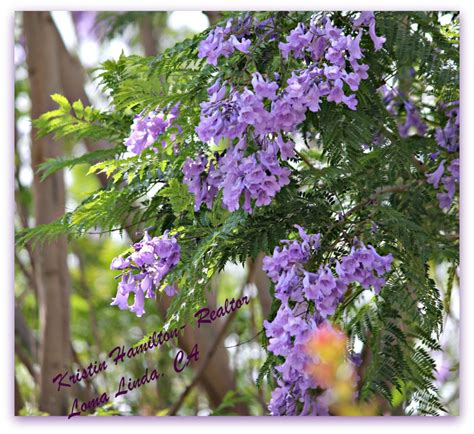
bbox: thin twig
[411,155,428,174]
[295,149,320,173]
[15,342,38,383]
[15,252,38,300]
[224,329,264,349]
[168,286,245,416]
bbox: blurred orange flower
[305,323,377,416]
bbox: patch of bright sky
[167,11,209,33]
[51,11,78,51]
[439,13,455,26]
[49,11,210,114]
[52,11,208,68]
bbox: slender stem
[295,149,320,173]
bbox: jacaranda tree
[19,11,459,416]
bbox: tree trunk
[24,11,71,416]
[139,15,159,57]
[247,253,272,319]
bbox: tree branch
[167,286,245,416]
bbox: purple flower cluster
[426,102,459,209]
[188,13,386,213]
[274,12,385,112]
[182,154,221,211]
[378,85,459,209]
[263,229,393,320]
[183,138,291,213]
[435,102,459,153]
[262,226,393,415]
[198,17,252,66]
[110,230,181,317]
[380,85,427,138]
[124,104,180,155]
[198,15,279,66]
[352,11,387,51]
[198,15,383,144]
[265,303,329,416]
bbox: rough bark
[24,11,71,416]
